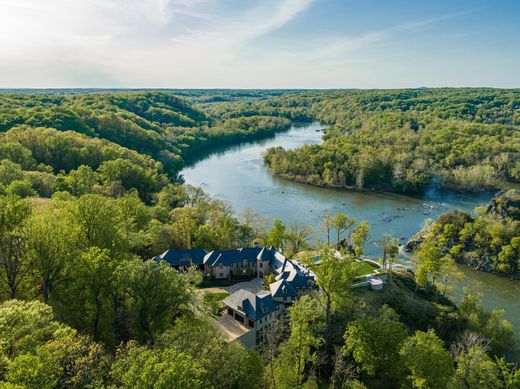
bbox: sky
[0,0,519,88]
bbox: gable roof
[269,279,297,298]
[223,289,281,321]
[203,247,263,266]
[155,248,207,266]
[257,247,276,261]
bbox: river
[182,122,520,341]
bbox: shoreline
[264,167,512,198]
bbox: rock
[404,237,423,252]
[486,189,520,221]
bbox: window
[260,263,263,268]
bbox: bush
[5,180,36,198]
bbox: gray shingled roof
[269,279,297,298]
[203,247,263,266]
[223,289,281,321]
[155,248,207,266]
[257,247,275,261]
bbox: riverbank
[264,163,511,196]
[182,121,310,168]
[181,122,519,342]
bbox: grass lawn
[354,260,380,277]
[201,291,231,316]
[204,291,230,301]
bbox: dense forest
[409,189,520,280]
[0,89,519,388]
[264,88,520,193]
[0,91,293,202]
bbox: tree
[458,291,515,355]
[399,329,455,389]
[496,357,520,389]
[260,317,288,388]
[170,207,198,249]
[6,352,59,389]
[0,300,65,360]
[69,194,122,251]
[415,231,448,288]
[303,248,357,349]
[27,207,78,302]
[286,223,313,256]
[6,332,110,389]
[0,159,23,186]
[497,237,520,277]
[268,219,287,251]
[5,180,36,198]
[157,315,263,389]
[67,165,97,196]
[437,258,464,297]
[352,221,371,257]
[110,341,207,389]
[331,213,356,248]
[0,195,31,299]
[274,296,323,388]
[380,233,399,271]
[117,259,192,344]
[342,305,408,382]
[98,158,167,202]
[452,331,502,389]
[74,247,117,342]
[320,211,333,246]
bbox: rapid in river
[182,122,520,340]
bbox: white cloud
[0,0,314,87]
[0,2,511,88]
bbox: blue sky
[0,0,519,88]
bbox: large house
[154,245,282,280]
[154,245,316,347]
[222,249,316,346]
[152,248,206,271]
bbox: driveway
[212,313,251,342]
[228,278,264,294]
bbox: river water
[182,122,520,340]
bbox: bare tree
[259,317,289,388]
[320,211,333,246]
[380,233,399,272]
[0,197,31,299]
[330,346,359,389]
[286,223,314,256]
[331,212,356,248]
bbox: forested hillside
[0,91,292,201]
[0,90,519,388]
[411,189,520,279]
[264,88,520,193]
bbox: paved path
[212,314,251,342]
[228,278,264,294]
[202,287,229,294]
